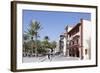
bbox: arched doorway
[76,48,79,57]
[72,48,75,57]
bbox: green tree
[43,36,50,48]
[26,20,42,56]
[44,36,49,41]
[23,34,29,41]
[23,40,35,57]
[23,34,29,56]
[51,41,57,49]
[50,41,57,53]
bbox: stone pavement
[23,55,79,63]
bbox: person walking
[47,49,51,60]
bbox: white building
[59,26,73,56]
[54,40,60,53]
[82,19,91,60]
[59,19,91,60]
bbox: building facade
[59,26,73,56]
[59,19,91,60]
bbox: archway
[76,48,79,57]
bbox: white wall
[63,37,67,56]
[55,40,60,53]
[0,0,99,73]
[83,20,91,59]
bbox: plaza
[23,54,79,63]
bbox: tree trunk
[35,35,38,57]
[31,36,33,57]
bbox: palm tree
[44,36,49,40]
[44,36,50,48]
[26,20,42,56]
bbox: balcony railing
[68,32,80,40]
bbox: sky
[23,10,91,41]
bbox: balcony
[68,32,80,40]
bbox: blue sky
[23,10,91,41]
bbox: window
[76,39,78,44]
[72,41,74,45]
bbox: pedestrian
[48,53,50,60]
[47,49,51,60]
